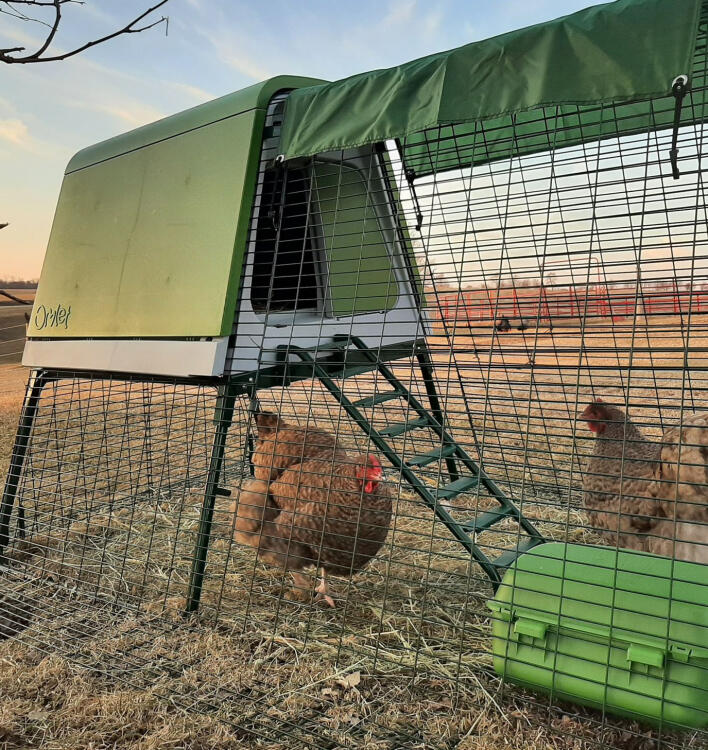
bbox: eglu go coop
[2,0,708,747]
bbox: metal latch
[669,74,689,180]
[404,168,424,232]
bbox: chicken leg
[314,569,335,608]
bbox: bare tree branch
[28,0,61,59]
[0,0,82,29]
[0,0,169,64]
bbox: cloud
[0,24,44,49]
[8,53,202,135]
[422,8,443,37]
[76,2,121,27]
[0,116,63,160]
[171,82,215,103]
[382,0,417,27]
[199,24,276,81]
[218,50,275,81]
[89,102,167,128]
[0,95,18,116]
[0,118,29,146]
[191,0,460,89]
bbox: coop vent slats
[3,0,708,746]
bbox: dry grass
[0,365,27,476]
[0,324,706,749]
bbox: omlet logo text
[34,304,72,330]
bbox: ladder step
[379,417,430,437]
[311,339,353,353]
[492,539,543,570]
[435,475,480,501]
[353,391,403,408]
[277,340,349,359]
[461,508,512,533]
[406,444,457,467]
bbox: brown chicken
[250,411,340,482]
[581,400,708,563]
[232,414,393,605]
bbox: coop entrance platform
[488,542,708,729]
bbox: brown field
[0,288,36,305]
[0,321,705,750]
[0,288,34,364]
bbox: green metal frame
[185,381,241,613]
[0,344,545,614]
[0,369,50,564]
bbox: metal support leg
[247,393,261,477]
[0,370,49,563]
[185,382,238,614]
[415,346,459,483]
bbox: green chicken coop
[3,0,708,743]
[24,75,427,379]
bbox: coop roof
[67,76,325,173]
[279,0,702,174]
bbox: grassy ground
[0,320,706,749]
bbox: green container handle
[627,643,665,669]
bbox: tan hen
[250,411,340,482]
[232,414,392,605]
[581,401,708,563]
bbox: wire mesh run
[3,11,708,749]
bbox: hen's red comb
[358,454,383,492]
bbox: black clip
[405,168,424,232]
[268,155,286,230]
[669,75,689,180]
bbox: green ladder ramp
[277,335,545,587]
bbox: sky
[0,0,595,280]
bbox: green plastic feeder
[488,543,708,729]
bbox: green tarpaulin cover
[279,0,703,174]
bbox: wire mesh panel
[3,8,708,750]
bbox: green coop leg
[185,382,238,614]
[0,370,49,563]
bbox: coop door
[249,159,401,319]
[313,162,400,318]
[250,166,322,313]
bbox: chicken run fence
[2,1,708,748]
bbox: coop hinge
[669,74,689,180]
[405,168,424,232]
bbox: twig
[0,0,169,64]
